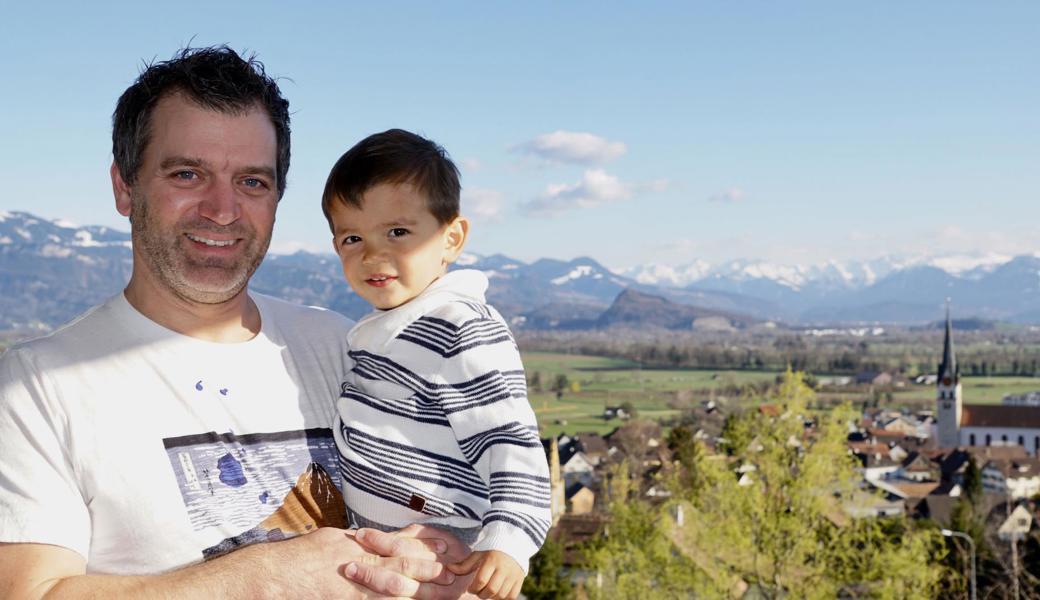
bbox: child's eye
[388,228,409,238]
[341,235,362,246]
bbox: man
[0,46,471,598]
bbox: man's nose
[198,180,240,225]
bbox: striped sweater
[333,269,550,571]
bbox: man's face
[329,182,466,310]
[115,93,279,305]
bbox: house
[981,457,1040,499]
[855,371,893,387]
[603,406,631,420]
[566,483,596,515]
[894,451,940,483]
[571,432,609,466]
[998,504,1034,541]
[561,451,596,488]
[845,488,905,518]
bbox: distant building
[1003,391,1040,407]
[936,302,1040,455]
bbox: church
[936,304,1040,455]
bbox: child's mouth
[366,275,397,288]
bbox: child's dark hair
[322,129,461,231]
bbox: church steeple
[938,298,959,385]
[936,299,963,449]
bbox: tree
[666,425,704,495]
[522,538,574,600]
[672,370,947,598]
[530,370,543,393]
[583,464,710,599]
[552,373,570,394]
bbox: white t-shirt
[0,291,353,574]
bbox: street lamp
[941,528,976,600]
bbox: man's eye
[242,177,269,189]
[173,171,197,181]
[388,228,409,238]
[341,235,362,246]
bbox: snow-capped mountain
[3,210,1040,331]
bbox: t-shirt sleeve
[0,347,91,558]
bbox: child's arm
[448,549,525,600]
[435,312,553,568]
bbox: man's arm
[0,527,457,600]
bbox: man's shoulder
[252,292,355,331]
[3,296,120,362]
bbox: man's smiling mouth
[186,233,238,247]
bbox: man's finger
[343,561,418,598]
[355,555,455,585]
[355,528,443,560]
[393,523,469,561]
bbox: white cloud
[708,187,745,203]
[521,169,631,217]
[513,131,627,165]
[460,157,482,173]
[463,187,505,222]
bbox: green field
[521,352,1040,437]
[888,375,1040,406]
[522,352,778,437]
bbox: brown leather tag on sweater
[408,494,426,512]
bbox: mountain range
[2,210,1037,332]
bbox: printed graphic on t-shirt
[162,428,348,559]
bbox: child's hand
[447,549,525,600]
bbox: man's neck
[123,276,262,343]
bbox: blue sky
[1,2,1037,270]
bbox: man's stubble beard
[130,191,272,305]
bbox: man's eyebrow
[158,157,277,182]
[159,156,205,170]
[243,166,278,182]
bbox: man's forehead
[145,94,276,163]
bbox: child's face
[329,182,468,310]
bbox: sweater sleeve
[424,313,551,573]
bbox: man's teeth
[187,234,237,247]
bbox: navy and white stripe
[457,422,542,464]
[397,315,515,358]
[348,350,527,413]
[340,382,449,426]
[340,424,488,499]
[336,269,551,571]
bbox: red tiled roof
[961,404,1040,429]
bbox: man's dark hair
[322,129,461,230]
[112,45,291,197]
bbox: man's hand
[0,527,457,600]
[350,525,481,599]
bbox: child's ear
[442,216,470,264]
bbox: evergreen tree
[522,538,574,600]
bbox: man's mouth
[186,233,238,247]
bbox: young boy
[321,129,551,600]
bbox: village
[533,312,1040,597]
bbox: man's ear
[111,162,133,217]
[442,216,470,264]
